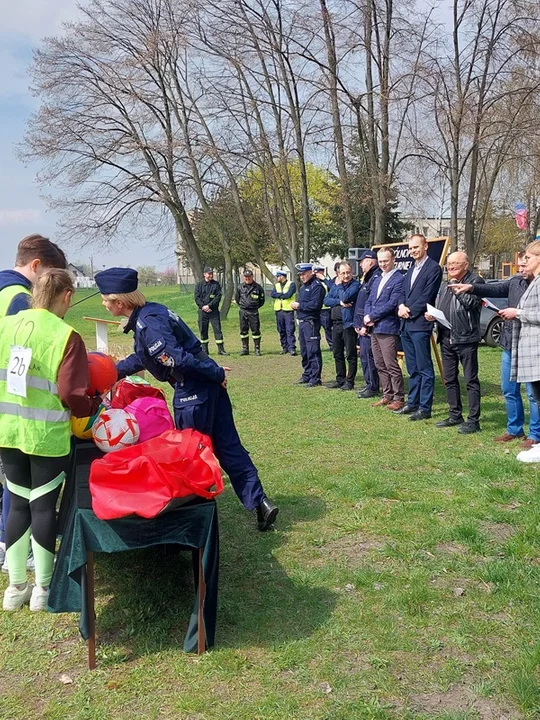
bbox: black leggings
[0,448,68,587]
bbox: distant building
[68,263,95,289]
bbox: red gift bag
[89,429,223,520]
[111,376,166,408]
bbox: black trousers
[239,310,261,339]
[198,310,224,344]
[440,338,481,422]
[332,323,358,386]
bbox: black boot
[201,340,210,356]
[240,337,249,356]
[254,338,262,356]
[217,343,229,356]
[256,498,279,531]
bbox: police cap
[243,269,254,277]
[95,267,138,294]
[359,249,377,261]
[312,264,325,272]
[275,269,288,277]
[295,263,312,273]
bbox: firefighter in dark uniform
[291,264,325,387]
[194,267,229,356]
[95,267,279,531]
[234,269,265,356]
[313,264,333,350]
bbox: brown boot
[372,397,392,407]
[387,400,404,411]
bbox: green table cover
[48,441,219,652]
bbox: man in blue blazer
[395,234,443,420]
[363,247,405,410]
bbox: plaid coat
[510,275,540,382]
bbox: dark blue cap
[95,267,139,294]
[295,263,312,273]
[359,250,377,261]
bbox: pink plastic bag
[124,397,174,443]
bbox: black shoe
[458,421,481,434]
[435,417,464,428]
[289,350,297,356]
[409,409,432,421]
[295,378,309,385]
[340,383,354,391]
[306,381,322,388]
[280,349,288,354]
[357,389,378,399]
[324,381,341,389]
[393,404,418,415]
[217,346,229,356]
[256,499,279,531]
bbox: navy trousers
[276,310,296,352]
[401,326,435,412]
[299,318,322,385]
[173,380,266,511]
[320,310,333,349]
[359,335,379,392]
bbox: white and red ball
[92,408,140,453]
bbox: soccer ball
[71,405,105,440]
[92,409,140,453]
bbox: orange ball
[87,352,118,396]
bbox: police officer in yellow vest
[270,269,297,355]
[0,269,99,612]
[0,234,67,575]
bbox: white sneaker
[3,583,33,611]
[517,444,540,463]
[29,585,49,612]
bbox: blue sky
[0,2,176,271]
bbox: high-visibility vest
[273,281,295,311]
[0,284,31,318]
[0,309,73,457]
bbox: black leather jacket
[436,270,483,345]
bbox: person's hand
[450,283,472,295]
[359,327,368,336]
[364,314,371,324]
[398,304,410,319]
[498,307,519,320]
[290,301,299,310]
[354,326,362,335]
[202,305,211,312]
[340,301,352,307]
[221,366,231,389]
[424,313,436,322]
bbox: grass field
[1,285,539,719]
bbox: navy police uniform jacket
[297,276,325,319]
[117,303,225,392]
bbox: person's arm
[338,280,360,305]
[369,276,404,322]
[452,275,484,311]
[234,286,240,305]
[141,323,226,384]
[324,285,340,308]
[194,282,204,308]
[407,265,443,319]
[57,332,103,417]
[258,284,266,308]
[116,353,146,379]
[270,287,282,299]
[456,279,510,298]
[208,283,222,310]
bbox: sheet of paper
[426,303,452,330]
[482,297,502,312]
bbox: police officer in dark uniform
[313,264,333,350]
[291,264,325,387]
[95,267,279,531]
[234,269,265,356]
[194,267,229,356]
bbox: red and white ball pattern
[92,409,140,453]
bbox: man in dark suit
[363,247,405,410]
[394,234,442,420]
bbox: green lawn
[1,285,538,719]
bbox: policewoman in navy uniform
[290,264,325,387]
[95,268,278,531]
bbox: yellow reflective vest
[0,284,31,318]
[273,281,295,311]
[0,309,73,457]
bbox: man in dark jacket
[452,251,539,447]
[425,251,483,434]
[234,269,265,356]
[291,264,325,387]
[323,262,360,390]
[194,267,229,356]
[353,250,382,398]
